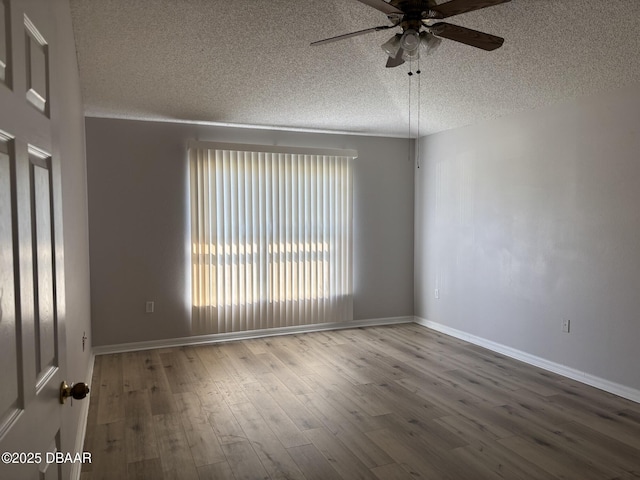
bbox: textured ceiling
[69,0,640,137]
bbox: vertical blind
[189,142,355,335]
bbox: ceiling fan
[311,0,511,68]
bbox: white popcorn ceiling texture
[69,0,640,137]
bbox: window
[189,142,355,335]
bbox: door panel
[30,150,57,384]
[0,133,19,437]
[0,1,67,478]
[0,0,9,85]
[39,434,61,480]
[24,14,48,115]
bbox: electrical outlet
[146,301,155,313]
[434,288,439,299]
[562,319,570,333]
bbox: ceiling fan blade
[431,22,504,50]
[429,0,511,19]
[311,25,395,46]
[355,0,403,15]
[386,48,405,68]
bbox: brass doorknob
[60,381,90,404]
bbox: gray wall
[85,118,415,346]
[415,84,640,391]
[53,0,93,467]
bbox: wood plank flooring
[81,324,640,479]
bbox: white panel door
[0,0,69,478]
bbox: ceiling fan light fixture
[381,33,402,57]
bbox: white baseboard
[414,316,640,404]
[71,351,95,480]
[93,316,414,355]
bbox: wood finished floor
[81,324,640,480]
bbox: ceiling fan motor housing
[388,0,434,21]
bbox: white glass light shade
[421,32,442,56]
[402,47,420,62]
[381,34,402,57]
[400,30,420,52]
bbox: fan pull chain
[417,59,421,169]
[408,60,412,163]
[408,60,422,168]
